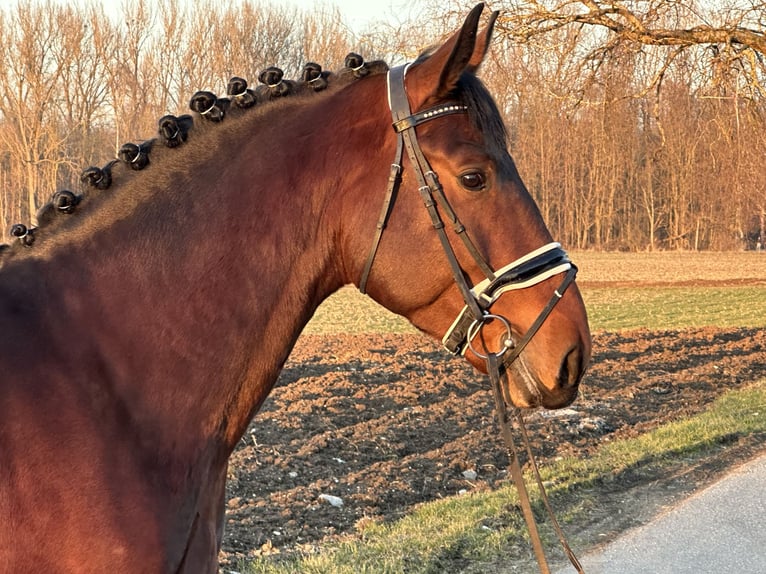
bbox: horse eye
[460,171,487,192]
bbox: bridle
[359,63,586,574]
[360,63,577,370]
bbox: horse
[0,4,590,572]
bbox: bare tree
[485,0,766,250]
[0,2,73,224]
[497,0,765,93]
[1,0,762,250]
[0,0,362,232]
[53,4,118,175]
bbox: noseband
[360,64,578,371]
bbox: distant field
[306,252,766,333]
[572,251,766,285]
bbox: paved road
[554,453,766,574]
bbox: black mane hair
[0,57,389,266]
[456,74,513,175]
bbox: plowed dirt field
[220,326,765,565]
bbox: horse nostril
[558,346,584,390]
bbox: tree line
[1,0,764,251]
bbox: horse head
[346,4,591,409]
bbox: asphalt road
[554,452,766,574]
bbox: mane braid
[0,55,390,268]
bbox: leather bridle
[359,63,586,574]
[360,63,578,370]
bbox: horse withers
[0,3,590,572]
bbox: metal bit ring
[466,313,514,359]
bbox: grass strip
[582,286,766,330]
[305,285,766,334]
[242,379,766,573]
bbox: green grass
[242,379,766,573]
[306,284,766,334]
[583,285,766,330]
[304,287,415,334]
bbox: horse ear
[405,3,496,108]
[467,9,499,73]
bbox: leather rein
[359,64,585,574]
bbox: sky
[283,0,419,32]
[13,0,439,43]
[15,0,425,34]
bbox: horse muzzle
[441,243,589,409]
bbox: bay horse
[0,4,590,572]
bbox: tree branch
[498,0,766,54]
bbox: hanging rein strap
[480,269,584,574]
[488,354,585,574]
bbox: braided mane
[0,54,388,265]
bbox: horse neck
[6,94,370,457]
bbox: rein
[360,63,586,574]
